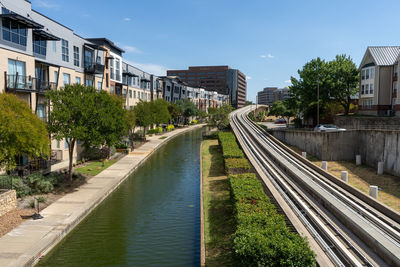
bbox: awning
[84,43,107,51]
[122,70,139,77]
[33,29,60,41]
[0,13,43,29]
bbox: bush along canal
[38,128,203,266]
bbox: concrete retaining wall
[334,116,400,130]
[0,190,16,216]
[271,129,400,177]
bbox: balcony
[5,74,56,93]
[84,63,105,75]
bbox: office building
[257,87,291,105]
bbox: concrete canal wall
[271,129,400,177]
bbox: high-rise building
[167,65,247,108]
[257,87,291,105]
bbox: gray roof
[368,46,400,66]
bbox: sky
[31,0,400,102]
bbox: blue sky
[32,0,400,102]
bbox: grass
[202,139,234,266]
[76,160,117,176]
[159,136,168,139]
[289,145,400,212]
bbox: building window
[52,41,57,52]
[106,73,109,87]
[361,69,365,80]
[110,85,114,94]
[115,58,120,80]
[54,71,58,83]
[36,104,46,119]
[61,39,69,62]
[133,90,136,98]
[370,68,374,79]
[73,46,79,67]
[56,139,60,149]
[64,138,68,149]
[365,84,369,94]
[97,81,102,91]
[129,90,132,98]
[110,58,114,79]
[75,77,81,84]
[86,79,93,87]
[33,35,46,55]
[63,73,70,85]
[394,82,398,94]
[365,69,369,80]
[2,19,27,46]
[369,84,373,94]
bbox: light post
[317,78,320,125]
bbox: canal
[39,128,203,266]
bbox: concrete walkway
[0,124,204,267]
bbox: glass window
[361,69,365,80]
[370,84,373,94]
[8,59,25,88]
[2,18,27,46]
[110,85,114,94]
[52,41,57,52]
[370,68,374,79]
[33,34,46,55]
[110,58,114,79]
[75,77,81,84]
[36,104,46,119]
[97,81,102,91]
[54,71,58,83]
[129,90,132,98]
[85,79,93,87]
[56,139,60,149]
[63,73,70,85]
[365,84,369,93]
[61,39,69,62]
[394,82,398,94]
[115,58,120,80]
[73,46,79,67]
[64,138,68,149]
[133,90,136,98]
[361,85,364,94]
[84,49,93,68]
[365,68,369,79]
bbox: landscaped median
[201,131,316,266]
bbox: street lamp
[317,78,320,125]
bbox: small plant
[159,136,167,140]
[167,124,175,131]
[37,196,46,203]
[192,119,198,124]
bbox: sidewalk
[0,124,204,267]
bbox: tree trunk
[67,139,75,183]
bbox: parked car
[314,124,346,132]
[274,118,287,124]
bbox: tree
[0,93,49,171]
[47,84,126,181]
[329,54,359,115]
[289,57,330,120]
[150,99,171,126]
[208,104,234,130]
[134,100,153,137]
[126,109,136,150]
[168,103,181,124]
[176,99,199,124]
[269,100,297,125]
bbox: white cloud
[246,76,252,80]
[125,60,168,76]
[122,45,142,54]
[284,80,291,84]
[123,18,132,22]
[33,0,59,9]
[260,53,274,59]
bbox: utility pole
[317,79,320,125]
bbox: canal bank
[0,124,204,267]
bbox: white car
[314,124,346,132]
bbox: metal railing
[5,74,56,92]
[84,63,105,74]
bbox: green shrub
[192,119,198,124]
[167,124,175,131]
[218,132,244,158]
[147,129,157,134]
[225,158,251,173]
[26,173,54,194]
[157,127,163,133]
[0,176,32,198]
[229,173,316,266]
[115,142,128,149]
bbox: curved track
[230,106,400,267]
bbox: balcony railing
[84,63,105,75]
[5,74,56,93]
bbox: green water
[38,128,203,266]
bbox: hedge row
[218,132,244,159]
[230,173,316,266]
[225,158,251,174]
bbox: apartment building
[167,65,247,108]
[0,0,111,171]
[358,46,400,116]
[122,62,159,109]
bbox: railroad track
[230,106,400,267]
